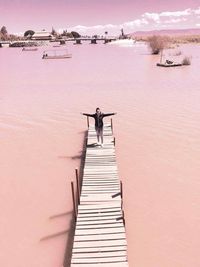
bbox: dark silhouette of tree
[71,31,81,38]
[51,27,57,36]
[0,26,9,40]
[1,26,8,35]
[61,30,68,36]
[24,30,35,37]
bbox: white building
[31,31,53,41]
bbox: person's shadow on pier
[86,143,98,148]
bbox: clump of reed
[148,35,171,54]
[174,50,182,56]
[182,56,191,65]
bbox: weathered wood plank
[72,245,127,254]
[71,263,128,267]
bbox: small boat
[109,39,135,47]
[42,49,72,59]
[22,47,38,51]
[157,50,182,67]
[157,62,182,67]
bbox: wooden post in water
[120,180,123,200]
[122,210,126,226]
[71,182,77,221]
[87,116,89,128]
[85,136,88,149]
[120,180,125,225]
[160,49,163,64]
[114,137,116,146]
[111,118,113,133]
[75,168,80,205]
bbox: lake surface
[0,41,200,267]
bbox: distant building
[31,31,53,41]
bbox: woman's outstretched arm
[103,112,117,117]
[81,113,95,117]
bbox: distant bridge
[0,37,118,47]
[63,37,117,44]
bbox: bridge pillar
[104,39,112,44]
[74,39,82,45]
[60,40,65,45]
[91,39,97,44]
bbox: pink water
[0,42,200,267]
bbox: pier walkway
[70,123,129,267]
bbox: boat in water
[109,38,136,47]
[157,59,182,67]
[42,49,72,59]
[22,47,38,51]
[157,62,182,67]
[157,50,182,67]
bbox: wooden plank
[75,227,125,235]
[74,233,126,242]
[71,259,128,265]
[72,239,127,248]
[71,263,128,267]
[72,245,127,254]
[78,205,121,211]
[80,193,121,199]
[72,250,127,258]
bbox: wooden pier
[70,123,129,267]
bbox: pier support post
[87,116,89,128]
[71,182,77,221]
[111,118,113,133]
[91,39,97,44]
[85,137,88,149]
[104,39,111,44]
[120,180,123,200]
[75,168,80,205]
[75,39,82,45]
[120,181,125,226]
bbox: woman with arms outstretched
[82,107,116,147]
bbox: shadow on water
[58,149,86,161]
[49,210,73,220]
[40,229,70,241]
[62,130,87,267]
[40,130,87,266]
[40,218,76,267]
[62,217,76,267]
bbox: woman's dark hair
[96,107,100,112]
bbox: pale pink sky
[0,0,200,35]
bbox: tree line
[0,25,81,41]
[0,26,21,41]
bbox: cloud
[194,8,200,14]
[69,23,119,35]
[64,6,200,35]
[159,8,192,17]
[123,18,149,27]
[164,18,187,24]
[143,12,160,22]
